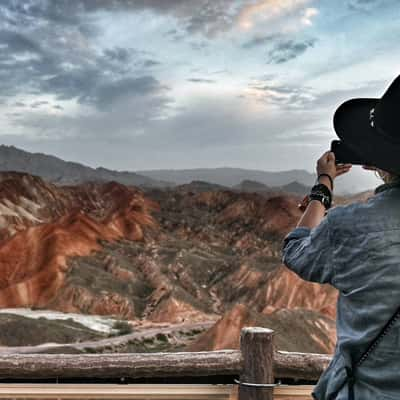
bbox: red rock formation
[216,194,303,236]
[147,294,219,324]
[0,172,358,351]
[0,172,158,313]
[144,187,343,352]
[185,303,336,354]
[252,266,338,319]
[0,172,159,241]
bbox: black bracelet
[318,173,334,191]
[310,184,332,210]
[309,192,332,210]
[313,181,332,196]
[311,183,332,198]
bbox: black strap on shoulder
[356,305,400,367]
[345,367,355,400]
[340,305,400,399]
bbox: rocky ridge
[0,171,374,353]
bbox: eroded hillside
[0,172,373,353]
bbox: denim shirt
[281,179,400,400]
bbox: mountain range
[0,145,170,188]
[0,145,377,194]
[137,167,317,188]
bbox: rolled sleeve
[281,215,334,284]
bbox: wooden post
[238,327,274,400]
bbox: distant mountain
[232,179,272,193]
[276,181,311,196]
[0,145,380,194]
[176,180,229,192]
[0,145,170,188]
[137,167,381,195]
[232,179,311,196]
[137,167,317,188]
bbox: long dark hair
[375,169,400,184]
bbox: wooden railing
[0,327,332,399]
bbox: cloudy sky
[0,0,399,188]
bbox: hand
[316,151,352,180]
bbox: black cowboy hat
[333,74,400,175]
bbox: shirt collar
[374,178,400,195]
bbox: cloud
[189,41,209,51]
[0,0,177,153]
[242,34,277,49]
[0,1,98,35]
[307,80,385,109]
[3,0,317,38]
[30,100,49,108]
[103,47,132,64]
[187,78,216,83]
[0,0,235,38]
[88,76,169,110]
[242,32,316,63]
[300,7,318,25]
[347,0,385,11]
[237,0,318,31]
[246,79,316,109]
[0,0,320,63]
[4,75,388,176]
[244,77,385,111]
[0,0,392,179]
[39,70,168,111]
[11,87,174,141]
[13,94,315,150]
[266,37,316,63]
[0,25,169,113]
[142,59,161,68]
[0,30,41,56]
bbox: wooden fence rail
[0,348,330,381]
[0,327,332,399]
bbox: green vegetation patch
[0,314,103,346]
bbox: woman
[282,74,400,400]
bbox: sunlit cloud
[237,0,316,31]
[301,7,318,26]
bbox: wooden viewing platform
[0,327,331,399]
[0,383,316,399]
